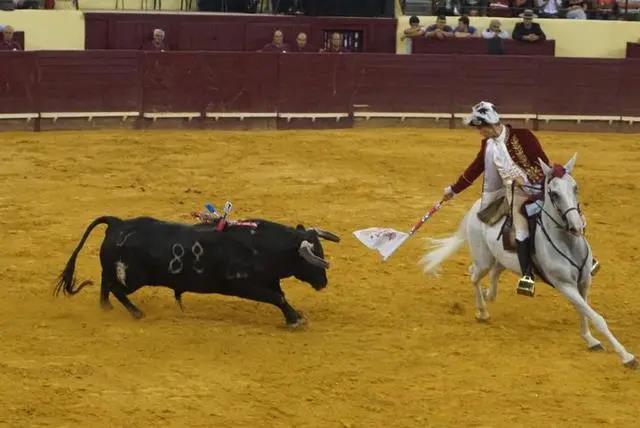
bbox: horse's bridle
[534,177,589,285]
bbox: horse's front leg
[557,283,636,369]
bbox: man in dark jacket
[512,9,546,42]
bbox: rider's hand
[443,186,455,201]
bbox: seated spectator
[592,0,618,19]
[142,29,167,51]
[512,9,546,42]
[260,30,289,52]
[482,19,509,39]
[462,0,487,15]
[425,16,454,39]
[566,0,588,19]
[454,15,479,37]
[511,0,534,16]
[535,0,562,17]
[0,25,22,51]
[320,32,350,53]
[291,32,315,53]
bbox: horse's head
[538,154,585,236]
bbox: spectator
[260,30,289,52]
[425,15,454,39]
[401,16,426,41]
[454,15,480,37]
[0,25,22,51]
[291,32,315,52]
[321,32,350,53]
[482,19,509,38]
[401,15,425,53]
[511,0,535,16]
[512,9,546,42]
[142,29,167,51]
[566,0,588,18]
[488,0,511,16]
[462,0,487,15]
[592,0,618,19]
[535,0,563,17]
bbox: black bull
[55,216,340,326]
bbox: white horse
[422,155,637,369]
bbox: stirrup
[517,275,535,297]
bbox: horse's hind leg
[557,283,636,369]
[484,262,504,302]
[470,262,492,322]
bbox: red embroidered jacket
[451,126,550,194]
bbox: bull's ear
[296,224,305,231]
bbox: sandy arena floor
[1,129,639,427]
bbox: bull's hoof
[475,311,491,323]
[588,343,605,352]
[131,309,145,320]
[100,301,114,311]
[286,313,307,329]
[623,358,639,370]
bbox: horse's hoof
[475,311,491,323]
[588,343,605,352]
[623,358,638,370]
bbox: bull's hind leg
[110,283,145,319]
[100,272,114,311]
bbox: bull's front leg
[220,280,304,327]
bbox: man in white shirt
[482,20,509,39]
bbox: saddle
[476,195,539,253]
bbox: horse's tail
[421,209,469,274]
[54,216,120,297]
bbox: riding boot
[591,256,600,276]
[516,238,535,297]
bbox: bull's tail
[54,216,120,297]
[420,209,469,275]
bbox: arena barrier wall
[0,51,639,131]
[411,38,555,56]
[627,43,640,58]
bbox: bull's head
[295,226,340,290]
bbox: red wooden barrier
[36,51,142,113]
[412,38,555,56]
[0,51,639,121]
[627,43,640,59]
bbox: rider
[443,101,549,297]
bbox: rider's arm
[450,142,486,195]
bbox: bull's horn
[309,228,341,243]
[298,240,330,268]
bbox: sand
[1,129,639,427]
